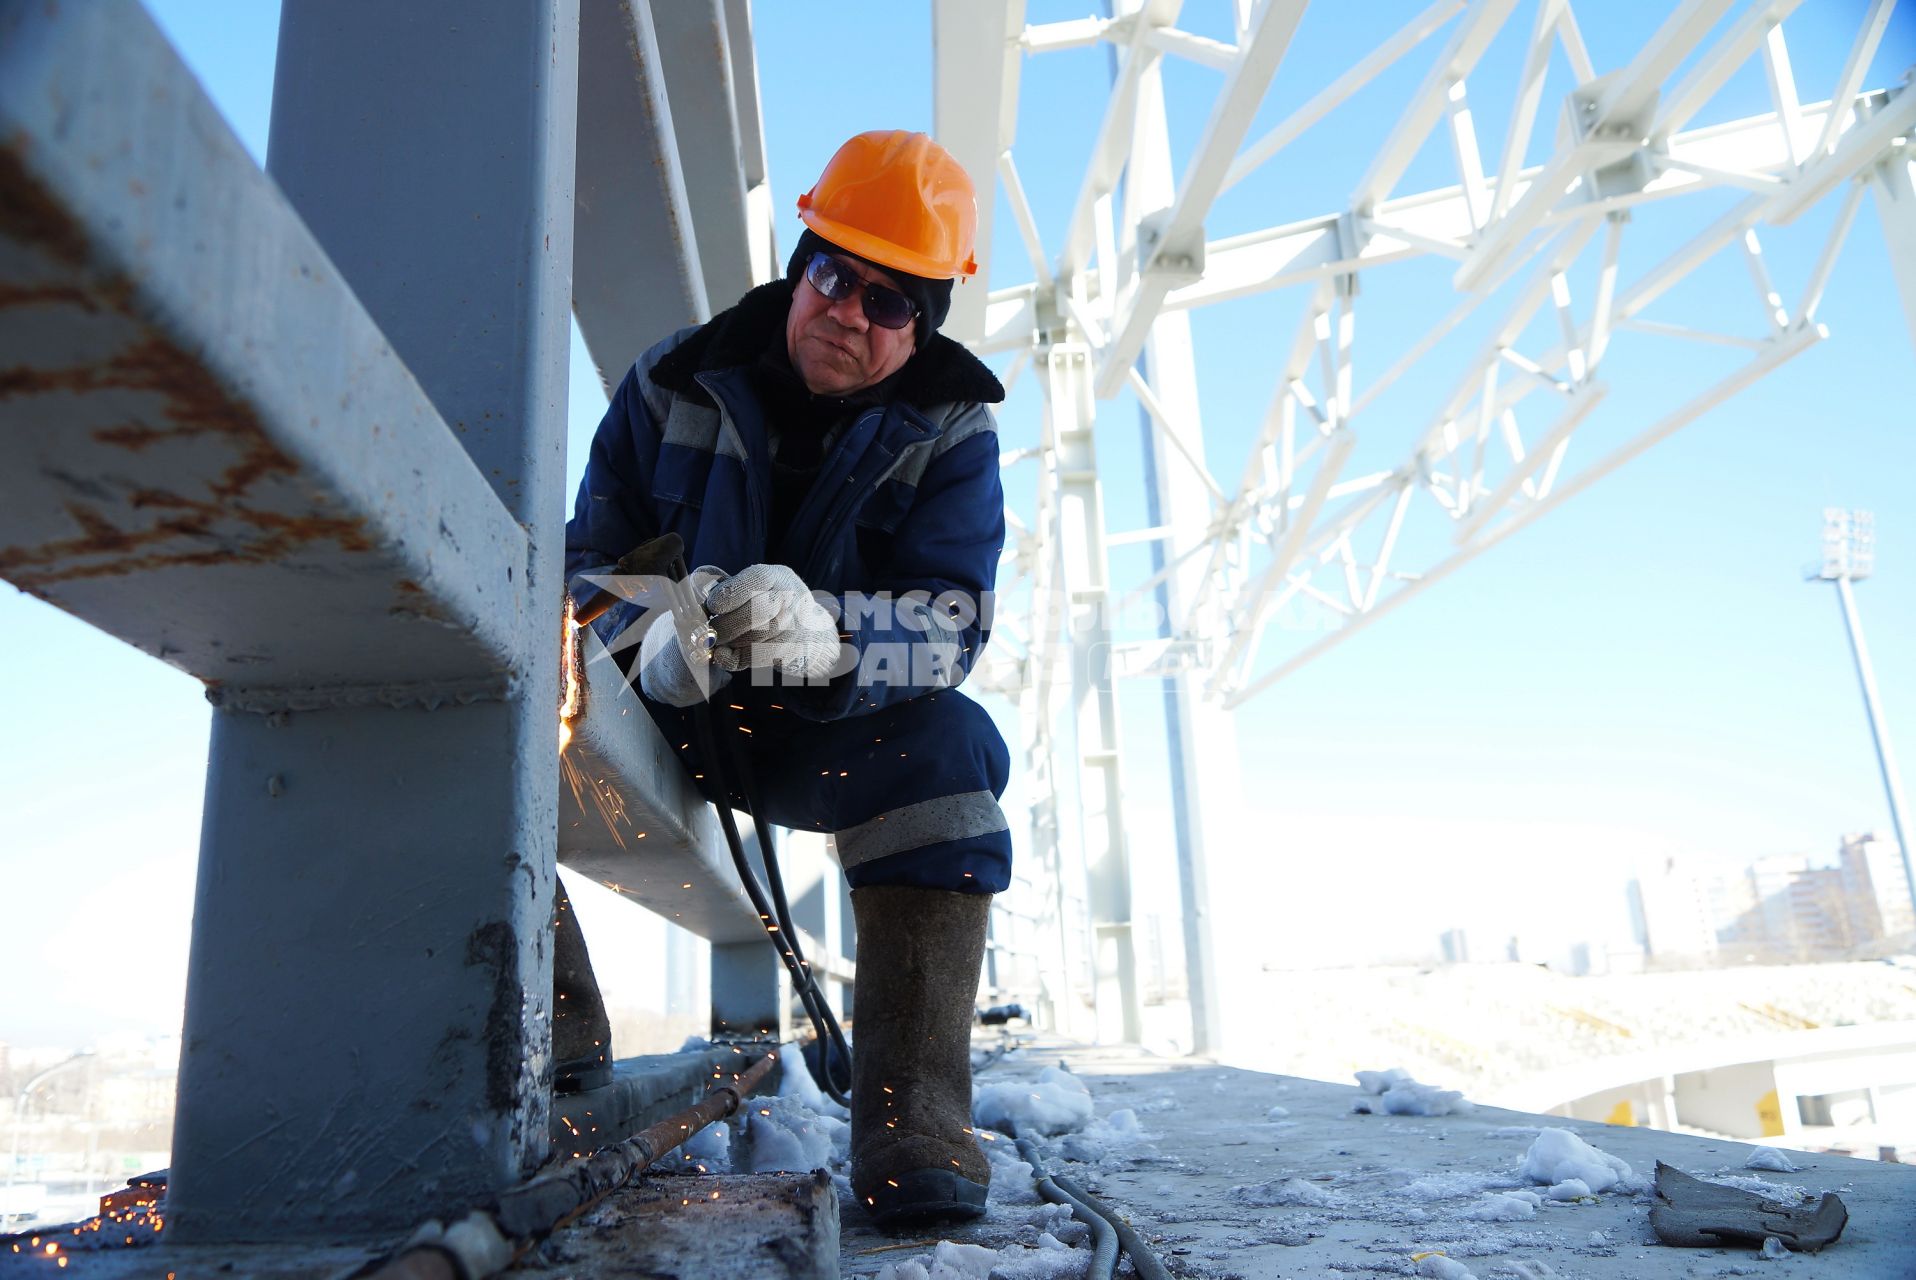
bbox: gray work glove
[702,563,842,678]
[636,568,729,707]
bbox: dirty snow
[1518,1128,1642,1194]
[1702,1173,1811,1205]
[776,1039,851,1119]
[973,1065,1096,1136]
[1351,1067,1474,1116]
[1458,1191,1538,1221]
[873,1235,1088,1280]
[741,1094,848,1173]
[1743,1146,1798,1172]
[1227,1177,1340,1208]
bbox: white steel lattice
[935,0,1915,1046]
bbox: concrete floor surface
[840,1037,1916,1280]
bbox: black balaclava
[785,228,954,348]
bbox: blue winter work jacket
[563,279,1008,722]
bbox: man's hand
[702,564,842,678]
[637,608,727,706]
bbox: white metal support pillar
[1868,124,1916,348]
[1045,343,1144,1044]
[1124,47,1240,1058]
[166,0,579,1240]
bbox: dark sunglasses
[803,251,918,331]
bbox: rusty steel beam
[0,0,532,707]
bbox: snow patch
[1743,1146,1798,1173]
[974,1066,1095,1137]
[1415,1254,1477,1279]
[1459,1191,1538,1221]
[1545,1178,1592,1201]
[1226,1177,1339,1208]
[875,1238,1090,1280]
[741,1095,846,1173]
[1518,1128,1642,1194]
[1351,1068,1473,1116]
[775,1040,849,1119]
[1265,1104,1291,1120]
[1703,1173,1809,1205]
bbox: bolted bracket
[1565,75,1663,203]
[1139,208,1207,283]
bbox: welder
[558,131,1010,1223]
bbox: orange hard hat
[796,131,978,281]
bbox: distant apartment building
[1632,856,1726,961]
[1839,832,1915,941]
[1633,835,1911,966]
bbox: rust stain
[0,139,382,592]
[0,281,96,311]
[0,331,377,587]
[0,132,90,269]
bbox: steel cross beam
[1,0,582,1239]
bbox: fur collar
[648,278,1005,409]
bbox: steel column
[1870,134,1916,350]
[1124,50,1235,1057]
[1833,577,1916,928]
[168,0,578,1240]
[1045,344,1143,1044]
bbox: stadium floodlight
[1813,507,1912,929]
[1819,506,1876,580]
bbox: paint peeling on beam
[0,0,532,698]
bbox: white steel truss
[939,0,1915,1047]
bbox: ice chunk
[1356,1068,1415,1094]
[774,1040,850,1120]
[741,1095,847,1173]
[1351,1068,1471,1116]
[1546,1178,1592,1201]
[1265,1104,1291,1120]
[1415,1254,1477,1279]
[1226,1178,1338,1207]
[1519,1128,1640,1194]
[1743,1146,1797,1173]
[669,1119,730,1174]
[1587,1230,1607,1247]
[974,1065,1095,1136]
[1460,1191,1537,1221]
[876,1240,1089,1280]
[1762,1236,1789,1260]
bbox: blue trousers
[642,687,1013,894]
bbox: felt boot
[552,884,613,1094]
[849,886,991,1223]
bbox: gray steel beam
[652,0,758,312]
[41,0,571,1240]
[559,630,762,943]
[575,0,708,389]
[723,0,780,286]
[0,3,530,702]
[933,0,1026,345]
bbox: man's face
[786,253,918,397]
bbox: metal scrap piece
[1649,1160,1848,1252]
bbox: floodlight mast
[1816,508,1916,926]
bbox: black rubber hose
[1013,1134,1118,1280]
[1052,1171,1174,1280]
[686,662,853,1107]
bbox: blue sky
[3,2,1913,1044]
